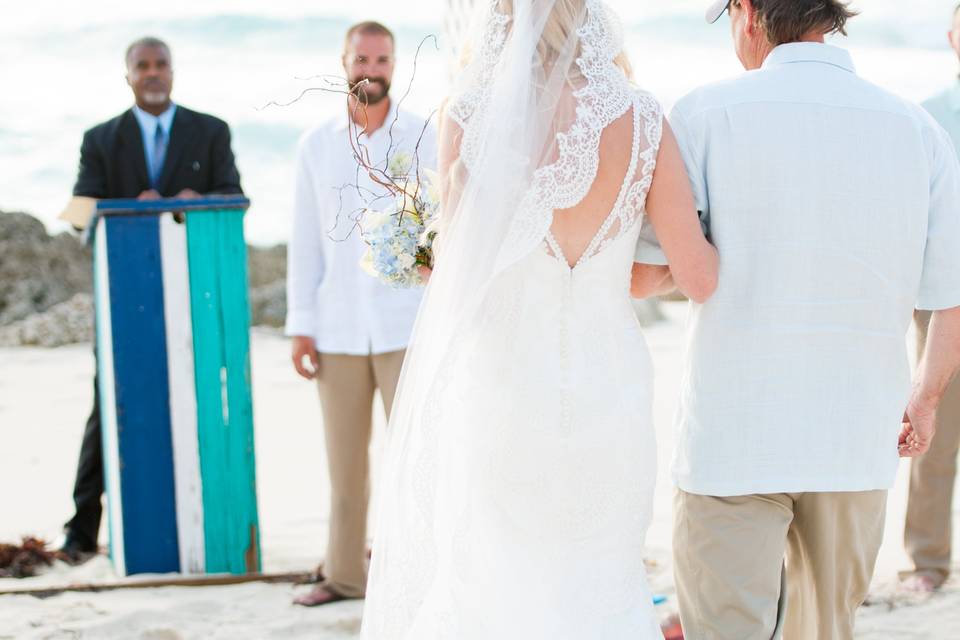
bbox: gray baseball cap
[706,1,731,23]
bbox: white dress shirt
[663,43,960,496]
[285,100,437,355]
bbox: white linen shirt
[285,101,437,355]
[664,43,960,496]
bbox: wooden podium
[91,196,261,576]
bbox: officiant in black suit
[62,36,243,558]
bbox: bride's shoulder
[628,85,664,121]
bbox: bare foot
[299,549,372,585]
[293,584,351,607]
[900,573,942,593]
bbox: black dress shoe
[60,533,98,563]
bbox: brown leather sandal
[293,584,350,607]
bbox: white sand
[0,302,957,639]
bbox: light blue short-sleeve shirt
[667,44,960,496]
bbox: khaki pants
[903,310,960,584]
[674,489,887,640]
[316,350,405,598]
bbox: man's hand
[137,189,161,200]
[630,263,673,299]
[901,306,960,457]
[899,397,937,457]
[171,189,202,222]
[291,336,319,380]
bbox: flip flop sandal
[293,585,350,607]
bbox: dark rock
[0,212,92,326]
[247,244,287,328]
[250,280,287,328]
[0,293,93,347]
[0,210,289,345]
[247,243,287,289]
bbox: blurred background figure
[900,3,960,595]
[285,21,437,607]
[61,35,243,560]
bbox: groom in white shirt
[286,21,436,606]
[634,1,960,637]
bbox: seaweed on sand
[0,536,66,578]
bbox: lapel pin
[192,161,200,171]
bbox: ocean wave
[623,14,951,51]
[8,10,954,54]
[18,14,441,54]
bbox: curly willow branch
[259,35,440,242]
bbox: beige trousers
[903,310,960,584]
[674,489,887,640]
[316,350,405,598]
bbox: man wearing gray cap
[643,1,960,637]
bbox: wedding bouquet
[359,152,441,288]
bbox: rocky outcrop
[0,210,665,346]
[0,293,93,348]
[249,279,287,329]
[0,211,288,346]
[247,244,287,329]
[0,212,93,327]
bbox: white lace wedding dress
[362,1,665,638]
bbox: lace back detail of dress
[452,0,646,272]
[544,91,663,268]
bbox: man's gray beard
[142,91,169,105]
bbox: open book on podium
[58,196,97,229]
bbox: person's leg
[314,353,376,599]
[903,310,960,589]
[673,490,794,640]
[371,349,406,419]
[63,371,103,553]
[783,490,887,640]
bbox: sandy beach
[1,302,957,639]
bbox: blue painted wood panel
[105,215,180,574]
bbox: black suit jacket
[73,105,243,198]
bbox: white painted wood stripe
[159,213,206,575]
[94,220,126,577]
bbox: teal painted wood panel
[218,213,261,573]
[186,209,260,574]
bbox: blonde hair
[495,0,633,78]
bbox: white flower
[360,208,392,233]
[422,168,443,206]
[388,152,413,178]
[398,253,416,269]
[359,247,378,277]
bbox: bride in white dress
[362,1,718,637]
